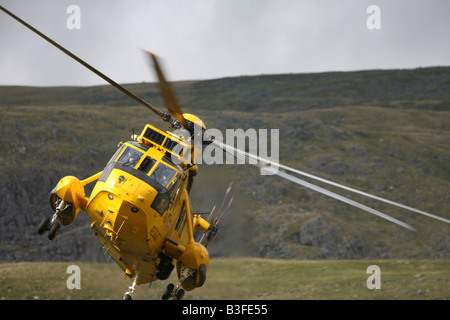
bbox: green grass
[1,259,448,300]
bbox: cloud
[1,0,449,86]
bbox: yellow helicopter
[1,5,222,300]
[2,5,449,300]
[40,113,217,300]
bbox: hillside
[0,67,449,263]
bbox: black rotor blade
[0,5,164,119]
[142,49,189,129]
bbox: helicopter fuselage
[48,124,209,286]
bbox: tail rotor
[200,182,234,248]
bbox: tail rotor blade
[217,182,233,217]
[207,205,216,223]
[219,196,234,220]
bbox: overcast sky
[1,0,449,86]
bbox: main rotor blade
[259,162,417,231]
[213,140,439,231]
[276,161,450,224]
[0,5,164,118]
[142,49,189,129]
[214,140,449,225]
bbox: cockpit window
[128,140,149,152]
[117,146,144,168]
[162,156,183,173]
[150,162,176,188]
[109,145,125,163]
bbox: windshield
[150,162,176,188]
[117,146,144,168]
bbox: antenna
[131,126,136,141]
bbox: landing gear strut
[38,199,65,240]
[161,263,194,300]
[162,283,185,300]
[123,279,137,300]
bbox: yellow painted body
[52,123,211,287]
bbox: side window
[175,204,186,233]
[162,156,183,173]
[151,191,170,215]
[168,173,181,198]
[117,146,143,168]
[168,174,183,208]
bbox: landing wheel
[38,217,51,235]
[123,292,133,300]
[123,279,137,300]
[174,289,185,300]
[48,222,60,240]
[162,283,175,300]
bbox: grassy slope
[0,259,449,300]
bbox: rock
[297,215,337,248]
